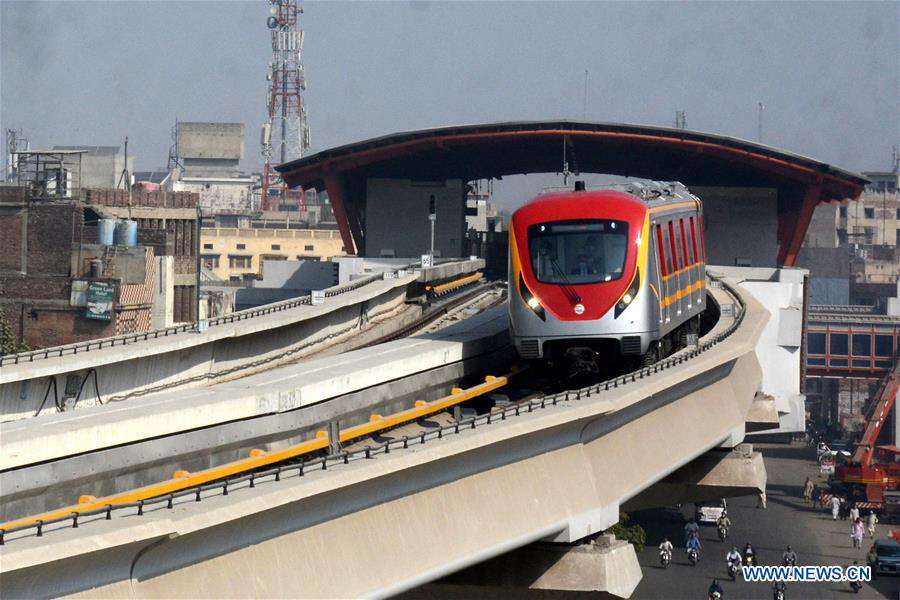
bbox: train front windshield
[528,220,629,285]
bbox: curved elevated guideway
[1,277,771,598]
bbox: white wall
[711,265,808,434]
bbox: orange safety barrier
[0,369,518,533]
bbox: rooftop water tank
[97,219,117,246]
[114,220,137,247]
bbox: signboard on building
[311,290,325,305]
[85,281,114,321]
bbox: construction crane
[260,0,310,212]
[835,364,900,506]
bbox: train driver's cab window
[529,220,629,284]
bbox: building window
[839,206,847,218]
[271,244,281,251]
[852,334,871,357]
[896,208,900,220]
[874,335,893,358]
[201,254,220,269]
[236,243,246,250]
[228,255,252,269]
[864,207,875,219]
[837,228,848,245]
[829,333,848,356]
[807,332,826,355]
[203,243,213,250]
[304,245,314,252]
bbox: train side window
[689,217,699,264]
[679,219,691,265]
[655,224,669,276]
[699,215,706,262]
[668,221,681,270]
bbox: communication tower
[261,0,310,211]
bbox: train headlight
[519,274,546,321]
[614,270,640,319]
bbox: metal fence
[0,265,423,367]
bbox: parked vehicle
[696,499,727,524]
[867,538,900,575]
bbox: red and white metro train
[508,181,706,366]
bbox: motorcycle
[659,549,671,568]
[782,556,796,568]
[850,580,862,594]
[773,584,786,600]
[728,560,740,581]
[744,552,756,567]
[718,524,729,541]
[688,547,699,566]
[708,592,722,600]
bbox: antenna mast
[757,101,764,143]
[261,0,310,212]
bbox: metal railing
[0,276,747,545]
[0,265,424,367]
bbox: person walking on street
[803,477,814,504]
[849,503,860,522]
[866,511,878,538]
[840,497,849,520]
[851,518,864,549]
[831,495,841,520]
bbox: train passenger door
[657,223,672,326]
[668,221,683,318]
[651,223,663,327]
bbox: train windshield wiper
[548,257,582,304]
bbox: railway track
[0,276,745,545]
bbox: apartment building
[200,227,345,282]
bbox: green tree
[605,512,646,552]
[0,306,28,356]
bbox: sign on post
[311,290,325,305]
[421,254,434,268]
[84,281,114,321]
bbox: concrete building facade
[200,227,344,282]
[694,187,779,268]
[365,178,467,259]
[52,146,134,190]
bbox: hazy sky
[2,1,897,208]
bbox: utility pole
[757,102,764,143]
[583,69,589,120]
[428,194,436,260]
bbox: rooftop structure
[277,120,867,264]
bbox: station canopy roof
[275,120,868,263]
[277,120,866,201]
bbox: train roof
[528,181,700,210]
